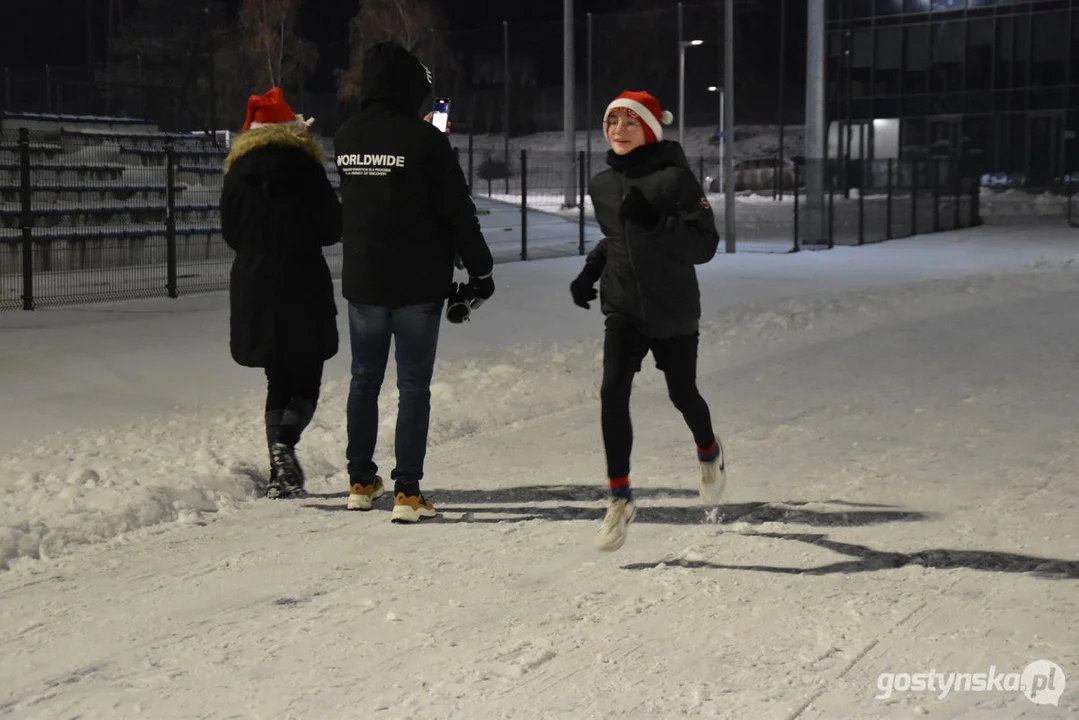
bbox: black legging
[264,357,324,449]
[600,316,715,480]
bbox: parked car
[980,171,1027,189]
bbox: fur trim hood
[225,122,324,171]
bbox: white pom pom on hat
[603,90,674,143]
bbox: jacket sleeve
[219,168,247,254]
[654,169,720,265]
[577,186,608,282]
[429,135,494,278]
[312,163,342,247]
[580,236,607,283]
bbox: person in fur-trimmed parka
[220,87,342,500]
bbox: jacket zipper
[620,174,649,326]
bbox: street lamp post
[678,0,706,146]
[678,39,704,146]
[709,85,724,193]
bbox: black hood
[359,42,433,115]
[606,140,690,178]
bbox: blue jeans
[346,301,443,484]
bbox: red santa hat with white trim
[603,90,674,144]
[241,87,315,132]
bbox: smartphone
[432,97,450,133]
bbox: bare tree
[336,0,452,103]
[236,0,316,92]
[103,0,231,131]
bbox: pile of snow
[0,340,605,570]
[979,188,1079,224]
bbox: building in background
[827,0,1077,188]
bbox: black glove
[467,274,494,309]
[570,272,598,309]
[446,282,474,323]
[619,186,662,229]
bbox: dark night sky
[1,0,637,70]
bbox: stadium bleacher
[0,111,341,276]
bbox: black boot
[268,442,306,499]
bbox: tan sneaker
[346,476,385,511]
[391,491,437,523]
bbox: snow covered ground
[1,224,1079,717]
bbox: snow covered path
[2,242,1078,717]
[5,226,1079,453]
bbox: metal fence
[1,126,596,310]
[0,125,227,309]
[3,2,795,137]
[453,143,990,254]
[435,1,797,137]
[793,157,984,250]
[10,2,1078,236]
[5,118,1074,310]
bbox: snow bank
[978,188,1079,224]
[0,340,609,571]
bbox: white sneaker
[595,497,637,552]
[699,436,727,505]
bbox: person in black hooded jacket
[570,90,726,551]
[334,41,494,523]
[220,87,342,500]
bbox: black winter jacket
[334,42,493,308]
[220,124,342,368]
[582,141,719,339]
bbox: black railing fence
[2,121,1070,311]
[461,146,988,253]
[790,156,983,250]
[1,2,795,138]
[1,125,229,309]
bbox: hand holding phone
[431,97,450,133]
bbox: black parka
[583,141,719,339]
[220,123,342,368]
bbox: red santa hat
[241,87,314,132]
[603,90,674,144]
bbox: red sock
[609,475,632,499]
